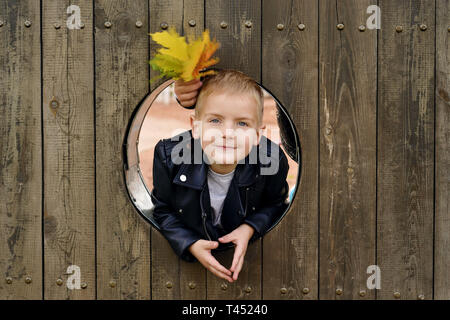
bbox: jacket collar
[173,131,259,190]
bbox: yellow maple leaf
[149,27,220,83]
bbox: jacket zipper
[200,189,212,241]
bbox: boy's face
[190,91,265,167]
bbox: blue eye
[238,121,248,127]
[209,118,220,123]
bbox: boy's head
[190,69,266,169]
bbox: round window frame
[122,78,303,235]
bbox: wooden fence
[0,0,448,300]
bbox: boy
[151,70,289,283]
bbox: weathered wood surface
[0,0,447,300]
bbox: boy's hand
[188,239,234,283]
[218,224,255,281]
[174,79,202,107]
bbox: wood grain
[261,0,318,300]
[95,0,151,299]
[378,0,435,300]
[0,0,42,300]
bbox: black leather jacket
[150,129,290,262]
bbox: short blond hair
[195,69,264,124]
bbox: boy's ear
[190,114,200,139]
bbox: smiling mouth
[215,145,237,150]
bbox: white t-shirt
[207,167,235,229]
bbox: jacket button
[252,207,256,211]
[178,209,183,214]
[180,174,186,182]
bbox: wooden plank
[378,0,435,300]
[0,0,42,300]
[261,0,318,300]
[42,0,95,300]
[434,0,449,300]
[319,0,377,299]
[95,0,151,299]
[205,0,262,300]
[149,0,206,300]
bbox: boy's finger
[209,258,232,276]
[177,90,198,101]
[230,247,243,272]
[210,267,233,283]
[233,256,245,281]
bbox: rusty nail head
[302,287,310,294]
[24,20,31,27]
[104,21,112,28]
[136,21,143,28]
[418,294,425,300]
[220,21,228,29]
[419,24,427,31]
[188,20,196,27]
[359,25,366,32]
[188,281,196,289]
[0,20,4,27]
[347,167,354,174]
[56,278,63,286]
[448,26,450,32]
[245,21,252,28]
[325,127,332,135]
[79,22,85,29]
[109,280,116,288]
[81,282,88,289]
[337,23,344,30]
[336,288,343,295]
[221,283,228,290]
[166,281,173,289]
[25,276,32,284]
[394,291,401,298]
[277,24,284,31]
[160,22,168,30]
[54,23,61,29]
[5,277,12,284]
[280,287,287,294]
[395,25,403,33]
[359,290,366,297]
[298,23,305,31]
[245,286,252,293]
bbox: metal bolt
[336,288,343,295]
[297,23,306,31]
[280,287,287,294]
[24,20,31,27]
[166,281,173,289]
[79,22,85,29]
[109,280,116,288]
[359,25,366,32]
[135,21,143,28]
[54,23,61,29]
[359,290,366,297]
[302,287,310,294]
[448,26,450,32]
[221,283,228,290]
[395,25,403,33]
[277,24,284,31]
[336,23,344,30]
[81,282,88,289]
[347,167,354,174]
[56,278,63,286]
[418,294,425,300]
[245,20,252,28]
[245,286,252,293]
[419,24,427,31]
[188,281,196,289]
[325,127,332,135]
[160,22,168,30]
[25,276,32,284]
[393,291,401,298]
[0,20,4,27]
[188,20,196,27]
[104,21,112,28]
[220,21,228,29]
[5,277,12,284]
